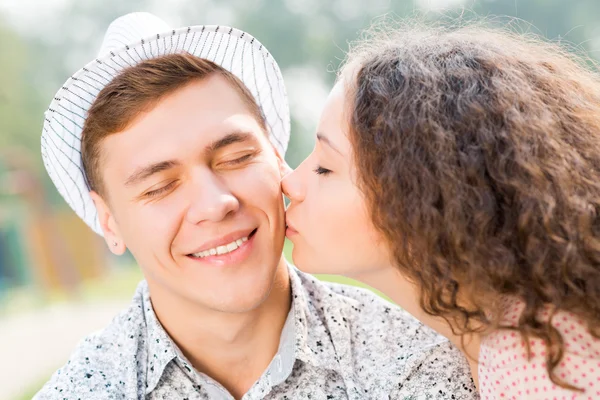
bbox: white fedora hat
[41,12,290,236]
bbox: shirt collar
[266,294,296,386]
[287,265,345,373]
[288,266,365,397]
[140,281,179,395]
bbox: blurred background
[1,0,600,398]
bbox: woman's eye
[313,166,332,176]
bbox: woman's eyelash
[314,166,332,175]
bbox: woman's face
[282,80,393,276]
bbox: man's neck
[149,258,292,399]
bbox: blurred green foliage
[2,0,600,174]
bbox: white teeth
[226,242,238,252]
[216,245,228,255]
[191,235,250,258]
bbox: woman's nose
[281,163,305,203]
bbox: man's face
[93,75,286,313]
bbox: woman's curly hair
[343,20,600,391]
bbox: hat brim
[41,25,290,236]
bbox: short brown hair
[81,53,265,196]
[344,21,600,391]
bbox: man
[36,12,478,399]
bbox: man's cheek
[237,164,281,195]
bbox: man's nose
[185,171,240,224]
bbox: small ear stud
[113,241,118,247]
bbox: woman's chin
[292,253,352,277]
[291,248,327,274]
[290,248,310,271]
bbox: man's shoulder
[34,288,148,399]
[294,269,474,395]
[295,268,446,348]
[392,339,478,399]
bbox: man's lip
[187,228,257,255]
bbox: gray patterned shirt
[35,266,479,399]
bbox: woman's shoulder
[479,305,600,399]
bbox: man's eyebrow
[316,132,342,155]
[205,132,254,156]
[124,160,179,187]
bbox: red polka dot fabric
[479,298,600,399]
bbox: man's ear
[90,191,126,255]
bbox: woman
[283,22,600,399]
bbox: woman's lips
[285,220,299,237]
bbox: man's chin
[204,286,274,314]
[205,269,281,312]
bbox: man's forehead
[102,105,263,160]
[111,124,255,158]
